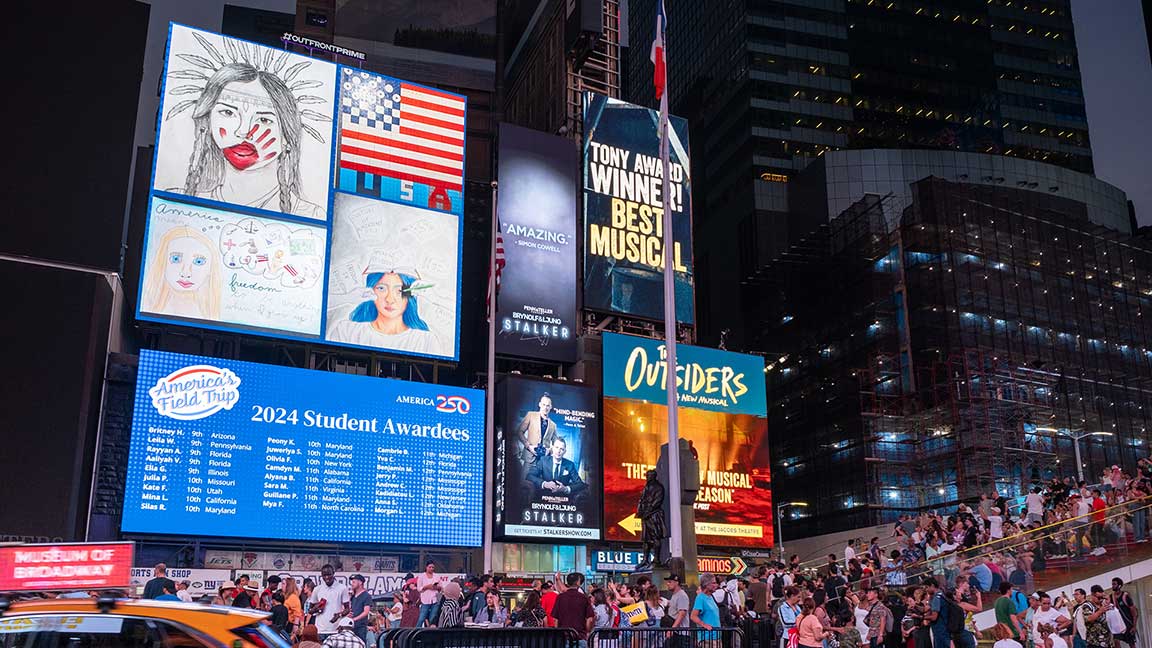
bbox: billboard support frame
[484,179,498,574]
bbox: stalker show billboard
[583,93,694,324]
[601,333,771,548]
[495,376,601,541]
[494,123,579,362]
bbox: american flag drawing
[338,69,466,202]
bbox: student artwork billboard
[583,93,694,323]
[138,24,466,361]
[153,25,336,221]
[324,194,460,358]
[495,376,601,541]
[494,124,579,362]
[601,333,771,548]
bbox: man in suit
[527,437,586,498]
[516,393,558,465]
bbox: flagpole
[484,179,498,575]
[655,0,684,563]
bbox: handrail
[871,498,1152,590]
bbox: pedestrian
[1031,592,1071,646]
[517,590,548,628]
[416,561,442,627]
[1109,578,1139,648]
[233,584,257,609]
[474,590,509,626]
[260,575,281,611]
[213,581,237,606]
[308,564,351,640]
[297,625,324,648]
[400,578,421,628]
[552,573,595,648]
[666,574,691,628]
[348,575,373,643]
[862,586,891,648]
[269,592,291,638]
[691,573,722,633]
[797,597,829,648]
[436,581,465,629]
[283,577,304,637]
[142,563,176,600]
[990,622,1027,648]
[1089,490,1108,555]
[778,586,803,648]
[1082,586,1113,648]
[175,581,193,603]
[322,617,365,648]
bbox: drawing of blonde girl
[142,226,222,321]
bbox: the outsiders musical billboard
[495,376,601,541]
[138,24,465,360]
[121,349,485,547]
[494,123,579,362]
[601,333,771,548]
[583,93,694,323]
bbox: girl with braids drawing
[158,27,333,219]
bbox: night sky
[1072,0,1152,225]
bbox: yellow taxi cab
[0,597,285,648]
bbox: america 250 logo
[435,395,471,414]
[149,364,241,420]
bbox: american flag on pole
[650,0,667,100]
[486,225,505,322]
[337,69,466,211]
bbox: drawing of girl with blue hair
[327,269,440,355]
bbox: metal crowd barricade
[378,627,580,648]
[590,626,746,648]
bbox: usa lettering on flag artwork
[336,69,467,215]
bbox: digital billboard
[495,376,601,541]
[138,24,466,361]
[601,333,770,548]
[495,123,579,362]
[121,349,485,547]
[583,93,694,324]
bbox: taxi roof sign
[0,542,134,593]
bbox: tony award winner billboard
[582,93,694,323]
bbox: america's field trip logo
[150,364,241,420]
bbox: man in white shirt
[845,540,857,569]
[1025,488,1045,525]
[175,580,193,603]
[1071,493,1092,556]
[308,564,350,640]
[1031,592,1070,645]
[416,561,442,627]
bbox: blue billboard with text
[122,349,484,547]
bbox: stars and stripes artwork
[336,69,467,215]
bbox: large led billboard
[583,93,694,324]
[495,376,601,541]
[601,333,771,548]
[138,24,465,360]
[495,123,579,362]
[121,349,485,547]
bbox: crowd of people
[113,461,1152,648]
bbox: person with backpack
[1109,578,1139,648]
[945,580,983,648]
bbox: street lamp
[775,501,809,561]
[1036,427,1114,482]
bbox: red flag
[650,0,667,99]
